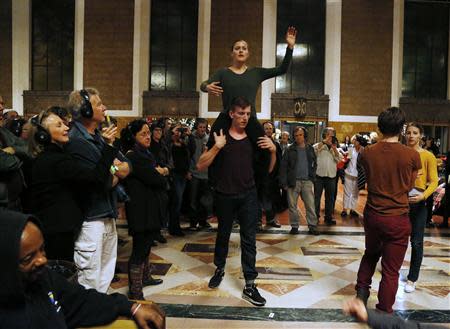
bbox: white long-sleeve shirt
[313,142,341,178]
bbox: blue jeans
[214,188,259,282]
[407,201,427,282]
[169,173,187,232]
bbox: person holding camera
[65,88,130,293]
[29,108,118,262]
[189,118,213,230]
[169,124,192,236]
[256,121,282,229]
[313,127,341,225]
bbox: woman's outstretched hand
[206,81,223,96]
[286,26,297,49]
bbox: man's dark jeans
[189,177,213,225]
[408,201,427,282]
[314,176,336,221]
[257,189,276,225]
[214,187,259,282]
[169,173,186,232]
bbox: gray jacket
[279,143,317,188]
[0,127,29,173]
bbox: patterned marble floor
[111,186,450,328]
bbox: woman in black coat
[29,108,118,261]
[122,119,168,300]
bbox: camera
[176,127,189,144]
[331,136,339,145]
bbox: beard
[20,265,47,286]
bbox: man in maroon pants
[355,107,421,313]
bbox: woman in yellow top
[404,122,439,293]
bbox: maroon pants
[356,207,411,313]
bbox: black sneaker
[155,234,167,244]
[208,268,224,288]
[289,227,299,235]
[199,221,212,229]
[325,219,337,226]
[242,284,266,306]
[308,228,320,236]
[169,229,185,237]
[350,210,360,217]
[266,220,281,228]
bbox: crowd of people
[0,25,449,328]
[1,89,448,308]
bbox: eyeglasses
[138,131,151,137]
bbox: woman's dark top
[201,47,293,116]
[124,146,167,235]
[30,143,117,234]
[425,144,440,157]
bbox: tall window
[150,0,198,92]
[31,0,74,91]
[402,1,449,98]
[275,0,326,94]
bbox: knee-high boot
[143,256,163,286]
[128,263,145,300]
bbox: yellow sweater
[415,150,439,200]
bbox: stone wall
[340,0,393,116]
[0,0,12,107]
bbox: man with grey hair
[280,126,318,235]
[279,131,290,156]
[314,127,341,225]
[65,88,130,292]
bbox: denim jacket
[65,121,117,220]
